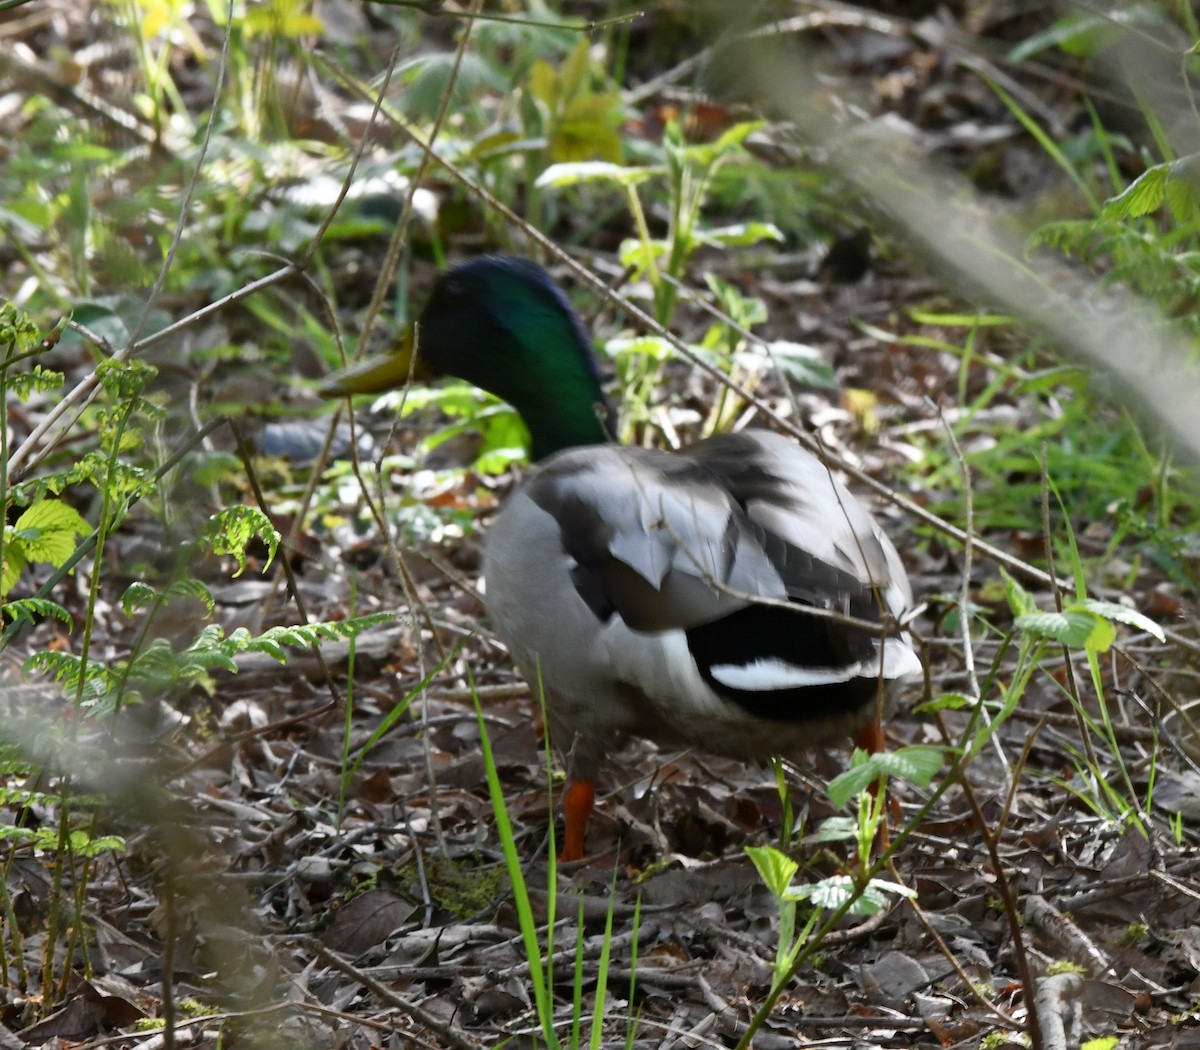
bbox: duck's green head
[321,256,614,461]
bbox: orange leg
[559,778,595,863]
[853,718,884,754]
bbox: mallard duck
[322,255,921,861]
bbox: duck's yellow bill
[318,327,432,397]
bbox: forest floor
[3,2,1200,1048]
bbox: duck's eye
[438,279,472,306]
[426,282,465,314]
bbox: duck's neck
[522,391,613,461]
[434,257,615,461]
[490,329,613,462]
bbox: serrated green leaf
[5,365,64,400]
[1,597,72,626]
[1,541,27,596]
[738,341,837,388]
[784,874,913,915]
[1015,609,1115,652]
[811,816,859,843]
[13,500,89,537]
[792,878,868,912]
[167,578,215,616]
[200,506,279,577]
[251,639,286,661]
[827,745,943,807]
[879,745,945,786]
[1102,165,1168,219]
[72,832,126,858]
[122,581,158,616]
[1164,167,1200,223]
[827,762,877,808]
[788,874,856,909]
[12,500,89,567]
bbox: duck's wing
[516,433,920,707]
[679,429,914,621]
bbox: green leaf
[535,161,658,189]
[618,236,670,274]
[811,816,859,843]
[1015,610,1116,652]
[402,52,504,121]
[1164,154,1200,222]
[604,336,675,362]
[473,444,527,475]
[551,117,623,164]
[827,761,875,808]
[1009,13,1119,61]
[12,500,89,567]
[786,874,860,910]
[913,691,975,714]
[736,340,837,388]
[1164,179,1200,223]
[1014,365,1092,394]
[1102,165,1168,219]
[677,119,764,169]
[466,130,528,163]
[559,38,590,102]
[880,745,945,786]
[1000,567,1038,619]
[1,597,72,627]
[785,874,914,915]
[745,844,799,897]
[697,222,784,248]
[122,581,158,616]
[243,0,324,38]
[527,59,558,108]
[5,364,64,400]
[1,540,27,596]
[69,831,126,858]
[711,119,764,152]
[1082,599,1165,642]
[199,507,279,577]
[827,745,944,807]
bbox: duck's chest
[482,486,605,667]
